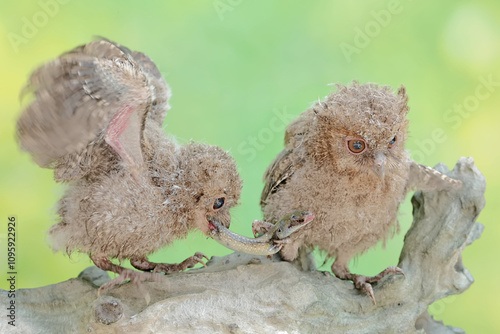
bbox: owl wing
[130,50,171,126]
[17,39,169,180]
[260,149,304,206]
[405,160,462,193]
[260,112,309,206]
[94,38,171,125]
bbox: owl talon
[154,252,208,273]
[353,266,406,304]
[332,262,406,305]
[362,282,376,305]
[92,255,162,303]
[130,252,209,275]
[190,252,209,268]
[252,220,274,237]
[350,274,377,304]
[98,270,160,295]
[365,265,406,283]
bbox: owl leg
[91,254,162,304]
[279,240,302,262]
[105,105,144,180]
[130,252,208,274]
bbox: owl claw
[97,268,162,304]
[333,263,405,305]
[361,282,376,305]
[151,252,209,274]
[350,275,377,304]
[357,266,406,304]
[365,266,406,283]
[273,239,290,245]
[130,252,209,275]
[252,220,274,237]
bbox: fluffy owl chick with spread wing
[261,82,461,302]
[17,39,242,293]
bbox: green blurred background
[1,0,499,332]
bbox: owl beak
[372,152,386,179]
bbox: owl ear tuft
[334,82,349,93]
[397,84,406,97]
[397,84,409,115]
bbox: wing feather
[260,112,309,206]
[16,39,170,181]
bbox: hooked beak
[372,152,386,179]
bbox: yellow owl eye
[346,138,367,154]
[388,136,397,149]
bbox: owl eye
[213,197,225,210]
[388,136,397,149]
[346,138,367,154]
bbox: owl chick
[17,39,242,293]
[261,82,461,302]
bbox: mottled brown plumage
[16,39,242,294]
[261,82,461,302]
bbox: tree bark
[0,157,485,333]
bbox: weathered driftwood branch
[0,157,485,334]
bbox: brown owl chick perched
[17,39,242,294]
[261,82,461,303]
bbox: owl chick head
[307,81,409,178]
[180,142,242,234]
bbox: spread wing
[94,37,171,125]
[16,39,170,180]
[130,50,171,125]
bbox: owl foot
[252,219,274,237]
[130,252,209,275]
[366,266,406,282]
[91,255,163,304]
[98,269,161,304]
[349,266,405,304]
[332,261,405,304]
[350,275,376,304]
